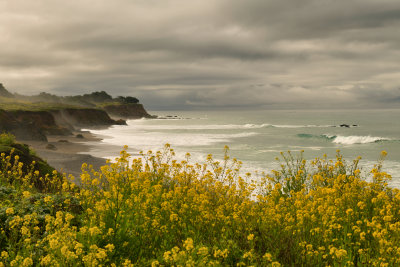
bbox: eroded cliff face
[0,108,126,141]
[52,108,126,129]
[10,110,72,136]
[102,103,153,119]
[0,110,48,141]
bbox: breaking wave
[298,133,392,145]
[329,135,391,145]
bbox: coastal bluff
[0,83,152,141]
[103,103,153,119]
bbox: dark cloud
[1,0,400,109]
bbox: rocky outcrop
[102,103,153,119]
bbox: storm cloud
[1,0,400,109]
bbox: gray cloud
[1,0,400,109]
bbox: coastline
[0,83,157,179]
[24,131,107,180]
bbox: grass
[0,145,398,266]
[0,96,87,112]
[0,101,82,112]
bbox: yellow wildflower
[197,247,209,256]
[5,208,14,215]
[22,257,33,267]
[1,251,8,259]
[40,255,52,265]
[105,244,115,252]
[184,238,194,251]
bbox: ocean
[84,109,400,187]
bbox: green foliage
[0,132,16,146]
[62,91,113,107]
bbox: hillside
[0,133,57,190]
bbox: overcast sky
[1,0,400,110]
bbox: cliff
[0,109,48,141]
[0,83,152,141]
[102,103,154,119]
[10,110,72,136]
[0,108,126,141]
[51,108,126,129]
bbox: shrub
[0,145,398,266]
[0,132,16,146]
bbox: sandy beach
[25,131,107,180]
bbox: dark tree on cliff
[37,92,61,102]
[117,96,139,104]
[82,91,113,103]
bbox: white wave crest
[331,135,390,145]
[272,124,334,128]
[243,123,271,128]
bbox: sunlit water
[84,109,400,187]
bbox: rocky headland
[103,103,153,119]
[0,83,153,177]
[0,83,152,141]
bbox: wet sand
[25,131,107,180]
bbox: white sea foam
[288,146,324,151]
[272,124,334,128]
[328,135,390,145]
[124,121,338,130]
[124,122,271,130]
[243,123,271,128]
[323,134,336,139]
[88,126,258,149]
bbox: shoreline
[24,131,108,180]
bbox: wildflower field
[0,142,398,266]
